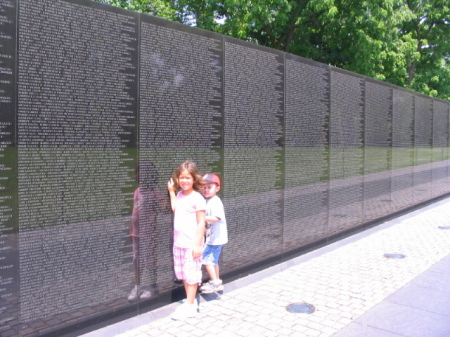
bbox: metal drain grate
[286,303,315,314]
[384,253,406,259]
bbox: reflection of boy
[128,161,165,301]
[200,173,228,294]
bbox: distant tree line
[93,0,450,101]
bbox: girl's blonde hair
[172,161,205,192]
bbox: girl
[167,161,206,320]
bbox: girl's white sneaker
[170,302,198,321]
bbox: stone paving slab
[388,282,450,316]
[411,264,450,291]
[349,302,450,337]
[84,197,450,337]
[336,254,450,337]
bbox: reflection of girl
[167,161,205,320]
[128,161,165,301]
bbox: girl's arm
[193,210,206,259]
[167,179,176,212]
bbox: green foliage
[92,0,449,101]
[400,0,450,100]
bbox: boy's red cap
[202,173,221,187]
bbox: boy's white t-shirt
[205,195,228,245]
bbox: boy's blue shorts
[202,244,223,265]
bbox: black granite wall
[1,0,449,335]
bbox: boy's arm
[193,210,205,259]
[205,215,219,223]
[205,198,225,224]
[167,179,176,212]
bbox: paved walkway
[83,197,450,337]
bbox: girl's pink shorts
[173,246,202,285]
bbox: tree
[400,0,450,99]
[178,0,449,100]
[174,0,411,79]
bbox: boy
[200,173,228,294]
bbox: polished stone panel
[363,80,393,222]
[0,0,18,335]
[283,55,329,250]
[391,89,415,211]
[16,0,139,334]
[414,95,433,202]
[432,101,450,197]
[139,15,224,293]
[328,69,364,236]
[222,38,284,269]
